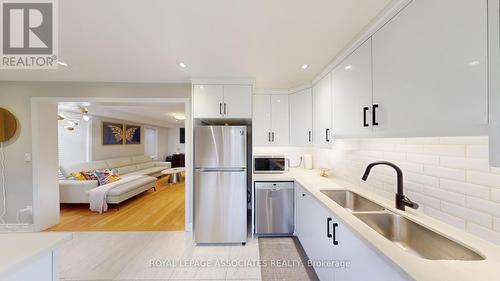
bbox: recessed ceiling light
[468,61,480,67]
[344,65,353,70]
[57,61,68,67]
[300,64,309,70]
[199,85,204,89]
[177,62,187,68]
[172,114,186,120]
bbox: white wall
[91,116,158,161]
[314,136,500,245]
[0,81,190,224]
[58,112,89,167]
[166,126,186,155]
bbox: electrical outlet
[24,153,32,162]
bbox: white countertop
[0,232,72,278]
[253,169,500,281]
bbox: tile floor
[58,232,316,281]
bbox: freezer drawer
[255,181,294,235]
[194,169,247,244]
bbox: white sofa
[59,155,171,204]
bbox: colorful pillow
[93,169,121,186]
[70,172,87,181]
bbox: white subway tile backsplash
[439,157,490,172]
[439,179,490,199]
[466,145,489,159]
[405,172,439,187]
[492,189,500,203]
[467,223,500,245]
[441,202,492,228]
[317,136,500,245]
[439,136,488,145]
[423,206,466,230]
[421,185,466,206]
[423,165,466,181]
[423,145,466,157]
[495,218,500,232]
[406,153,439,165]
[467,197,500,217]
[467,171,500,188]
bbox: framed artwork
[124,124,141,144]
[102,122,124,145]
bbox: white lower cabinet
[295,183,408,281]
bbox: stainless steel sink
[354,212,484,260]
[320,190,385,212]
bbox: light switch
[24,153,32,162]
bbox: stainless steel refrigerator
[194,125,247,244]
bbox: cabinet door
[372,0,488,137]
[270,95,289,145]
[253,95,272,146]
[333,218,407,281]
[313,73,332,147]
[223,85,252,118]
[298,187,334,281]
[193,85,224,118]
[332,39,373,138]
[290,88,313,145]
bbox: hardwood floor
[47,177,185,232]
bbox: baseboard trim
[0,224,34,232]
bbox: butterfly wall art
[102,122,141,145]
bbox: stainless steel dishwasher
[255,181,294,236]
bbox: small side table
[161,167,185,184]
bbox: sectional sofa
[59,155,171,204]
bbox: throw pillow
[94,169,121,186]
[70,172,87,181]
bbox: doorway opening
[31,98,192,232]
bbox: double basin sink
[320,190,484,261]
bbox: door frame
[31,97,193,232]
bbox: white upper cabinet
[193,84,252,119]
[222,85,252,118]
[270,95,289,145]
[252,94,289,146]
[332,39,373,138]
[253,95,272,146]
[289,88,313,146]
[193,85,224,119]
[313,73,332,146]
[372,0,488,137]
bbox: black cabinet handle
[363,107,369,127]
[219,103,223,115]
[272,132,275,142]
[325,128,330,142]
[224,103,227,115]
[327,217,332,238]
[301,193,306,197]
[268,132,271,142]
[308,131,312,143]
[333,223,339,245]
[372,104,379,126]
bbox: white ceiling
[59,102,185,128]
[0,0,390,88]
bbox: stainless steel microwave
[253,155,288,174]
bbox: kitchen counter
[0,232,72,280]
[253,169,500,281]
